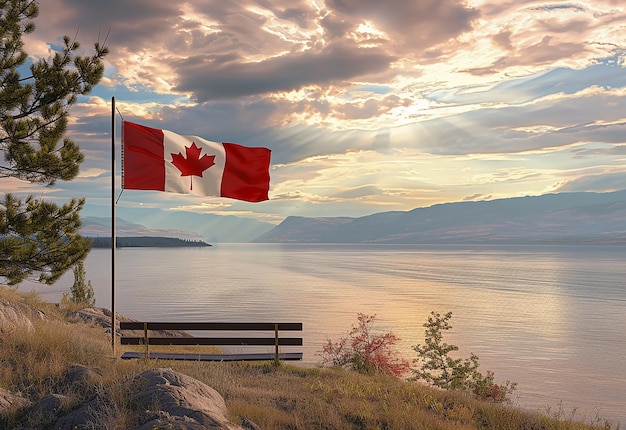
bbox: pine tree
[69,260,95,306]
[411,311,481,390]
[0,1,108,285]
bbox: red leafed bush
[472,370,518,403]
[319,313,411,377]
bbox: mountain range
[81,190,626,244]
[253,190,626,244]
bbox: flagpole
[111,96,117,354]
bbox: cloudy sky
[6,0,626,224]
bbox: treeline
[88,237,211,248]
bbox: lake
[25,244,626,424]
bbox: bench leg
[144,322,149,358]
[274,324,279,366]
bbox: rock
[67,307,127,336]
[0,387,29,411]
[129,368,244,430]
[0,300,46,333]
[22,366,104,429]
[52,398,100,430]
[136,412,216,430]
[69,307,191,338]
[241,416,262,430]
[28,393,66,421]
[64,364,104,388]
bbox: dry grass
[167,361,618,430]
[0,286,49,309]
[0,286,621,430]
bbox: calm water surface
[28,244,626,424]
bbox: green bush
[68,261,95,306]
[412,311,517,402]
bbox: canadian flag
[122,121,271,202]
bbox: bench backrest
[119,321,303,346]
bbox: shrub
[412,311,517,403]
[473,370,518,403]
[319,313,411,377]
[68,261,95,306]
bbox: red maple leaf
[170,142,216,190]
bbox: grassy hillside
[0,286,619,429]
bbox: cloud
[324,0,479,51]
[173,44,396,100]
[556,171,626,192]
[572,143,626,158]
[334,185,385,199]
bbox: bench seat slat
[120,337,303,346]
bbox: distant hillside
[253,190,626,244]
[89,236,211,248]
[81,216,207,241]
[81,207,274,243]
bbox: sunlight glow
[349,20,389,47]
[178,5,222,36]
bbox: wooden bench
[119,322,303,364]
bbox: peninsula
[88,236,211,248]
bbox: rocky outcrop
[68,306,135,336]
[0,298,252,430]
[0,300,46,333]
[12,365,106,428]
[69,307,192,338]
[2,360,252,429]
[52,368,245,430]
